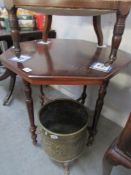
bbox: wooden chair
[103,112,131,175]
[4,1,131,64]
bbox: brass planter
[39,99,88,163]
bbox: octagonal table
[1,39,131,144]
[1,0,131,144]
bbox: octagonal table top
[0,39,131,85]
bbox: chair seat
[13,0,130,10]
[17,7,114,16]
[7,0,131,15]
[1,39,131,85]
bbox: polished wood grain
[1,39,131,85]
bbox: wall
[0,0,4,7]
[51,13,131,127]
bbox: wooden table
[1,39,131,144]
[1,0,131,144]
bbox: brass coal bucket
[39,99,88,163]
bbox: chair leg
[7,6,21,57]
[93,15,103,46]
[108,7,130,64]
[42,15,52,42]
[3,73,16,105]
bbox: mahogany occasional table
[1,0,131,145]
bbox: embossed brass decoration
[39,99,88,162]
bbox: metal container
[39,99,88,163]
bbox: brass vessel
[39,99,88,162]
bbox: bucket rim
[39,119,88,137]
[38,98,88,137]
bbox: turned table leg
[39,85,45,106]
[88,80,109,144]
[108,7,129,64]
[23,80,37,145]
[93,15,103,46]
[77,85,87,104]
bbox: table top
[0,39,131,85]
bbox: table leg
[39,85,45,106]
[88,79,109,144]
[23,80,37,145]
[3,72,16,105]
[77,85,87,104]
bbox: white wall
[0,0,4,7]
[51,13,131,127]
